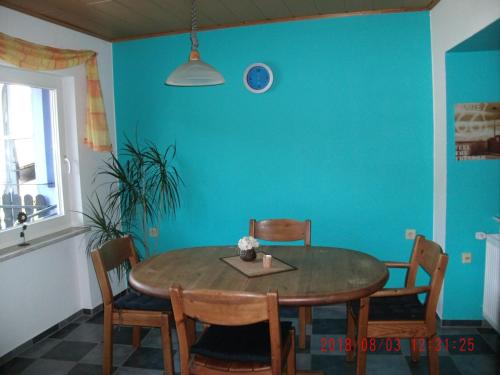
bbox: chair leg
[298,307,307,349]
[305,306,312,324]
[410,338,420,362]
[355,298,369,375]
[103,309,113,375]
[287,329,296,375]
[346,303,356,362]
[132,326,141,348]
[160,313,175,375]
[355,335,368,374]
[355,335,368,375]
[427,336,439,375]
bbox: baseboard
[0,290,127,366]
[0,309,87,366]
[441,319,483,327]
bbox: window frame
[0,65,74,248]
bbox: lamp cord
[190,0,199,51]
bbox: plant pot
[239,248,257,262]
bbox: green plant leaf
[82,134,182,260]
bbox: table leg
[346,302,356,362]
[299,307,307,349]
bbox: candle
[263,254,272,268]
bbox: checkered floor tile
[1,305,498,374]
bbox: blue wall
[445,50,500,320]
[113,12,433,276]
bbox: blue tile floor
[1,305,499,374]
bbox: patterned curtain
[0,32,112,152]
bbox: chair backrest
[170,284,283,373]
[249,218,311,246]
[91,236,139,306]
[405,235,448,321]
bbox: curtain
[0,32,112,152]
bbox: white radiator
[483,234,500,333]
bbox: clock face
[243,63,273,93]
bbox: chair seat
[353,295,425,321]
[191,321,292,364]
[114,290,171,312]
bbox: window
[0,66,73,247]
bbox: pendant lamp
[166,0,224,86]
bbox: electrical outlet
[462,252,472,264]
[405,229,416,240]
[149,227,159,237]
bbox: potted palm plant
[83,137,182,258]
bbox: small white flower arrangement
[238,236,260,251]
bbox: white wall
[0,5,122,358]
[430,0,500,316]
[430,0,500,247]
[0,233,127,357]
[0,232,127,358]
[1,235,79,357]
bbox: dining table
[129,245,388,304]
[129,245,389,375]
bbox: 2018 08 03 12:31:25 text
[319,337,476,353]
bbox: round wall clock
[243,63,274,94]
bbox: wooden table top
[129,245,388,306]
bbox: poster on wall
[455,102,500,160]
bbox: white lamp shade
[166,59,224,86]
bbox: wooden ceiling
[0,0,440,42]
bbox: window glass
[0,80,63,231]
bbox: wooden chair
[170,284,296,375]
[249,218,311,349]
[91,237,174,375]
[346,235,449,375]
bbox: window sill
[0,227,89,263]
